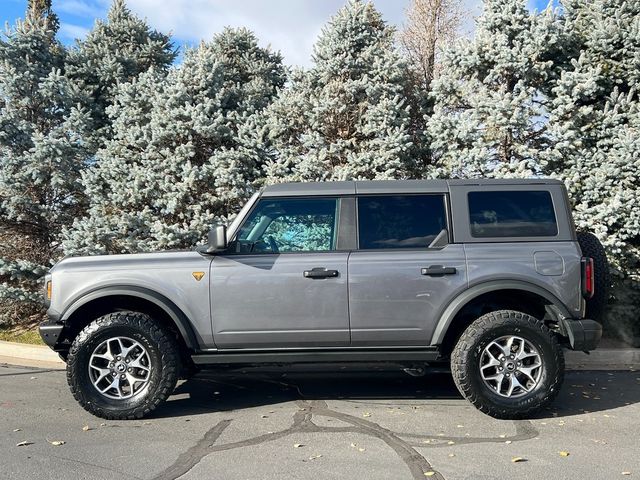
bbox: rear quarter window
[468,191,558,238]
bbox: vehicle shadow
[153,366,640,420]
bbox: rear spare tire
[577,231,610,322]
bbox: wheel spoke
[481,351,501,370]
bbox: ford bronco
[39,179,607,419]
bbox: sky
[1,0,550,67]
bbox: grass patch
[0,328,44,345]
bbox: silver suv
[39,179,606,420]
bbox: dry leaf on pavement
[559,451,570,457]
[511,457,526,463]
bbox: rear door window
[468,191,558,238]
[357,195,447,249]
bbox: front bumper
[560,318,602,352]
[39,309,64,349]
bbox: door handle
[421,265,457,276]
[303,267,339,279]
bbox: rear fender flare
[430,280,572,345]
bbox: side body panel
[49,252,214,348]
[348,244,468,346]
[463,242,583,316]
[210,253,350,348]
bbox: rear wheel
[66,311,180,420]
[451,310,564,419]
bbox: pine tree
[427,0,566,178]
[0,14,91,324]
[27,0,59,33]
[263,0,418,182]
[63,28,285,255]
[546,0,640,343]
[65,0,176,150]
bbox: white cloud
[53,0,483,66]
[59,22,90,40]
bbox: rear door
[210,196,351,348]
[348,194,468,346]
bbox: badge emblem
[192,271,205,281]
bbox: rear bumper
[560,318,602,352]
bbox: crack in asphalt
[151,376,540,480]
[152,420,232,480]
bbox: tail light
[581,257,594,299]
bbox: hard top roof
[260,178,564,197]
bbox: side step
[191,348,441,365]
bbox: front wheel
[451,310,564,419]
[66,311,180,420]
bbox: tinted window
[468,191,557,238]
[358,195,447,249]
[235,198,338,253]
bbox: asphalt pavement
[1,363,639,480]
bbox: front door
[210,196,350,349]
[348,194,468,346]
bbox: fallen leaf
[49,440,65,446]
[358,448,366,452]
[261,415,268,419]
[100,423,106,427]
[511,457,526,463]
[13,428,21,432]
[559,451,570,457]
[16,441,33,447]
[456,424,464,428]
[622,473,631,476]
[363,412,371,418]
[82,425,91,432]
[448,453,456,458]
[350,443,357,448]
[505,440,512,444]
[424,472,436,477]
[308,454,322,460]
[30,377,37,380]
[447,441,455,445]
[294,443,304,448]
[499,434,506,438]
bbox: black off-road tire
[66,311,180,420]
[577,231,610,323]
[451,310,564,419]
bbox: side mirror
[207,225,227,253]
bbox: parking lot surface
[1,363,639,480]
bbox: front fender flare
[60,285,199,351]
[429,280,573,346]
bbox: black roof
[261,178,563,197]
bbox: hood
[50,250,206,274]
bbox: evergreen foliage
[0,15,90,324]
[545,0,640,342]
[63,28,285,255]
[65,0,176,150]
[262,0,419,182]
[428,0,566,178]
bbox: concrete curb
[0,340,65,369]
[564,348,640,371]
[0,340,638,371]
